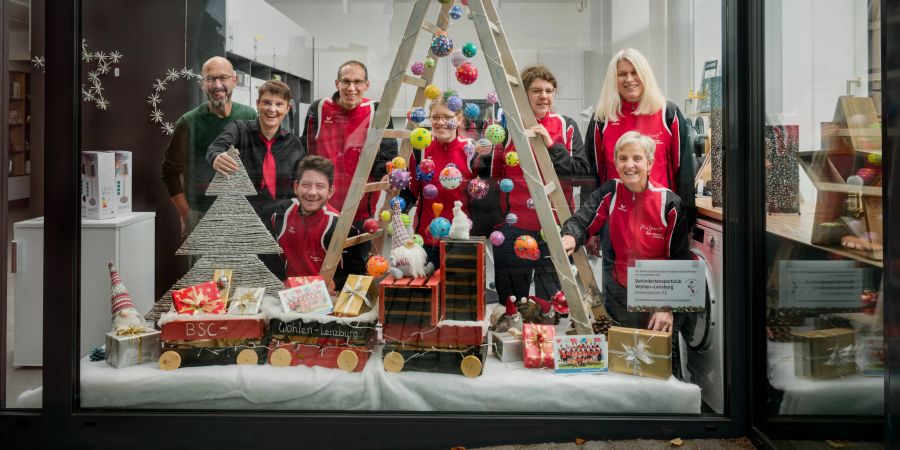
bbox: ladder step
[364,181,390,193]
[383,129,411,139]
[342,230,384,249]
[488,20,500,35]
[506,73,520,87]
[402,75,428,88]
[524,129,536,138]
[421,21,440,35]
[544,181,557,195]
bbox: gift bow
[178,287,219,314]
[340,278,372,314]
[825,344,855,367]
[609,329,671,376]
[231,292,258,314]
[527,328,553,361]
[115,326,148,364]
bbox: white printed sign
[627,260,706,312]
[778,260,862,309]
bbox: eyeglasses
[203,74,234,85]
[338,78,367,88]
[528,88,556,96]
[429,115,456,123]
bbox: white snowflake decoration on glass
[147,93,161,107]
[149,66,201,135]
[162,121,175,135]
[108,51,122,64]
[154,78,167,92]
[82,88,95,103]
[31,55,45,73]
[150,109,165,124]
[80,40,122,111]
[96,98,110,110]
[165,68,180,82]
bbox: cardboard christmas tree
[146,147,284,322]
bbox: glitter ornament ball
[464,103,480,120]
[409,107,427,124]
[425,84,441,100]
[463,141,476,158]
[366,255,390,277]
[449,4,463,19]
[390,196,406,211]
[363,218,380,234]
[486,91,499,104]
[430,217,451,239]
[505,151,520,167]
[514,235,540,260]
[467,177,489,200]
[419,158,436,174]
[476,138,493,154]
[446,119,458,131]
[439,164,463,189]
[485,123,506,144]
[431,35,453,57]
[410,61,425,76]
[423,184,439,200]
[450,50,468,67]
[489,231,505,246]
[380,210,391,222]
[499,178,514,193]
[443,89,458,100]
[401,213,411,227]
[461,0,469,4]
[424,57,436,68]
[411,234,424,247]
[391,156,407,170]
[447,96,463,111]
[389,169,411,190]
[456,62,478,85]
[526,198,535,210]
[506,212,518,225]
[462,42,477,58]
[410,127,433,149]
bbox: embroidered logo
[288,226,295,234]
[639,223,665,240]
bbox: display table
[18,348,701,413]
[767,341,882,415]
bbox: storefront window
[763,0,884,418]
[67,0,726,416]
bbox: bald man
[161,56,258,240]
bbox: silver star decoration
[108,51,122,64]
[162,122,175,135]
[97,61,111,75]
[96,98,109,110]
[82,50,92,63]
[94,51,106,61]
[87,71,99,84]
[147,93,161,107]
[150,109,165,124]
[154,78,167,92]
[81,88,95,103]
[181,67,198,79]
[31,55,46,72]
[90,83,104,95]
[165,68,180,82]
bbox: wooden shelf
[695,197,722,221]
[822,128,881,137]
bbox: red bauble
[363,218,380,234]
[455,62,478,85]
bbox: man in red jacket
[301,60,397,277]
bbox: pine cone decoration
[89,345,107,362]
[592,315,614,335]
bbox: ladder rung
[421,21,440,34]
[402,75,427,88]
[506,73,519,87]
[524,129,536,138]
[343,230,384,249]
[488,20,500,35]
[383,129,411,139]
[544,181,557,195]
[364,181,390,193]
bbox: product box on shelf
[379,271,441,326]
[105,327,161,368]
[82,151,116,219]
[440,239,485,321]
[608,326,672,379]
[792,328,857,380]
[108,150,132,216]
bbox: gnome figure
[389,203,435,279]
[490,296,523,333]
[448,200,470,240]
[108,261,145,331]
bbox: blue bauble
[430,217,451,239]
[390,196,406,211]
[416,166,434,183]
[464,103,481,120]
[447,96,463,112]
[409,107,427,124]
[449,5,463,19]
[505,213,518,225]
[499,178,514,193]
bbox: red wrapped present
[285,275,324,289]
[172,281,224,315]
[522,324,555,368]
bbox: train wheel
[337,350,359,372]
[383,351,405,373]
[460,355,483,378]
[159,350,181,371]
[270,348,292,367]
[236,349,259,365]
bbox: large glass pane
[69,0,725,417]
[764,0,884,418]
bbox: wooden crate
[266,329,377,372]
[160,317,265,342]
[378,271,441,326]
[440,239,485,321]
[158,340,268,370]
[382,342,485,377]
[382,323,483,348]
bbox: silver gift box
[105,329,161,368]
[492,331,522,362]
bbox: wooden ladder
[320,0,604,334]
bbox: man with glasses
[301,60,398,278]
[161,56,257,241]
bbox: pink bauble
[450,50,468,68]
[389,169,411,190]
[467,177,489,200]
[410,61,425,76]
[489,231,505,246]
[423,184,439,200]
[419,157,436,174]
[486,91,499,104]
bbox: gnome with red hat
[108,261,146,331]
[489,296,523,334]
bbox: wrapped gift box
[522,324,555,368]
[333,275,377,317]
[492,331,522,362]
[608,326,672,379]
[105,327,161,368]
[227,287,264,315]
[285,275,323,288]
[792,328,857,379]
[172,281,224,315]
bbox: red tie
[259,132,276,198]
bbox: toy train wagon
[157,315,268,370]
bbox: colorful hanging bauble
[464,103,481,120]
[499,178,514,193]
[424,57,437,68]
[410,127,433,149]
[868,153,882,165]
[439,164,463,189]
[390,196,407,211]
[410,61,425,76]
[381,210,392,222]
[456,62,478,85]
[461,0,469,4]
[419,157,436,174]
[430,217,451,239]
[416,165,434,183]
[409,107,427,124]
[467,177,489,200]
[506,212,518,225]
[446,118,458,131]
[462,42,478,58]
[485,123,506,144]
[366,255,390,277]
[447,95,463,111]
[450,50,468,68]
[401,213,412,228]
[431,35,453,57]
[526,198,535,210]
[391,156,407,170]
[425,84,441,100]
[505,151,520,167]
[411,234,424,247]
[423,183,439,200]
[514,235,540,260]
[476,138,493,155]
[443,89,458,100]
[389,169,411,190]
[489,230,505,246]
[449,4,464,19]
[486,91,499,104]
[363,218,380,234]
[432,202,444,217]
[386,222,395,236]
[463,141,476,158]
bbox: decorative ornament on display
[429,217,451,239]
[489,231,506,246]
[867,153,882,165]
[391,156,407,170]
[439,164,463,189]
[506,213,519,225]
[486,91,499,104]
[401,213,412,228]
[447,95,463,111]
[89,345,107,362]
[449,4,464,19]
[432,202,444,217]
[462,42,478,58]
[431,34,453,57]
[467,177,489,200]
[419,157,436,174]
[499,178,514,193]
[389,201,435,278]
[108,261,145,332]
[485,123,506,144]
[390,196,406,211]
[410,127,433,149]
[551,291,570,315]
[424,57,436,68]
[463,141,476,159]
[409,107,427,124]
[424,84,441,100]
[450,50,468,68]
[526,198,535,210]
[411,234,424,247]
[505,151,520,167]
[381,210,392,222]
[389,169,411,190]
[442,89,458,100]
[476,138,493,155]
[366,255,390,277]
[464,103,481,120]
[423,183,439,200]
[448,201,470,240]
[410,61,425,76]
[461,0,469,4]
[514,235,540,260]
[385,161,394,174]
[446,119,458,131]
[455,62,478,85]
[363,218,380,234]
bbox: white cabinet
[12,212,156,366]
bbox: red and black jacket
[271,199,339,278]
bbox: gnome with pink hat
[108,261,146,332]
[388,202,434,279]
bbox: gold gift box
[792,328,857,380]
[333,275,377,317]
[608,326,672,379]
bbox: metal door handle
[10,241,17,274]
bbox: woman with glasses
[489,64,591,306]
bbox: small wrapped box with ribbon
[792,328,857,380]
[172,281,224,315]
[333,274,377,318]
[522,324,555,368]
[105,325,161,368]
[492,331,522,363]
[608,326,672,379]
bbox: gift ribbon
[608,328,671,376]
[231,292,259,314]
[116,326,147,365]
[824,344,855,367]
[339,277,372,314]
[177,287,220,314]
[526,328,553,366]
